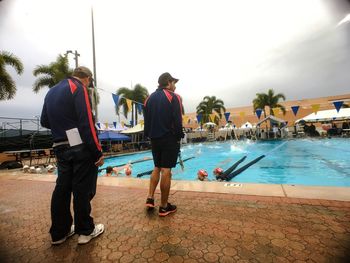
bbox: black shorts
[151,135,180,168]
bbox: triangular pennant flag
[121,121,124,127]
[105,122,109,130]
[113,122,117,129]
[272,107,280,116]
[311,104,320,114]
[196,114,202,123]
[209,114,216,122]
[239,112,245,118]
[136,103,143,113]
[112,94,119,105]
[333,101,343,113]
[224,112,230,122]
[126,99,132,112]
[182,115,189,124]
[130,120,133,126]
[291,106,300,116]
[255,109,262,119]
[96,122,101,129]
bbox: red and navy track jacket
[40,77,102,162]
[144,88,184,140]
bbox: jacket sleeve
[172,94,184,139]
[71,80,102,162]
[40,99,50,129]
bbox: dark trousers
[50,144,98,241]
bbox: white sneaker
[78,223,104,245]
[51,225,75,245]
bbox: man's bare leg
[160,168,172,208]
[148,167,161,199]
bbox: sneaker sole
[51,231,75,245]
[159,209,177,217]
[78,227,104,245]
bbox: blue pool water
[100,138,350,187]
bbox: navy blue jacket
[144,88,184,140]
[40,77,102,162]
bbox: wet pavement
[0,175,350,263]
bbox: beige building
[184,93,350,128]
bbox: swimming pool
[100,138,350,187]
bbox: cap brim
[173,78,179,83]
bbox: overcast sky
[0,0,350,123]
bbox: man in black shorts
[143,72,184,216]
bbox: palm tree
[196,96,226,124]
[253,93,268,118]
[116,84,149,125]
[32,54,73,93]
[0,51,24,100]
[253,89,286,116]
[33,54,100,114]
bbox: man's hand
[95,156,104,167]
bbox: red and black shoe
[159,203,177,217]
[145,198,155,209]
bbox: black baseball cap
[158,72,179,87]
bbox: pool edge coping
[1,171,350,202]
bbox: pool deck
[1,170,350,262]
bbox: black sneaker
[159,203,177,217]
[145,198,155,209]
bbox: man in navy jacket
[41,66,104,245]
[144,72,184,216]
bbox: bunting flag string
[255,109,262,119]
[333,101,343,112]
[102,86,347,126]
[291,106,300,116]
[96,85,143,106]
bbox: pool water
[100,138,350,187]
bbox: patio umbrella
[203,122,217,127]
[98,131,131,152]
[98,131,131,141]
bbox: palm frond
[0,51,24,74]
[0,71,16,100]
[33,77,55,93]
